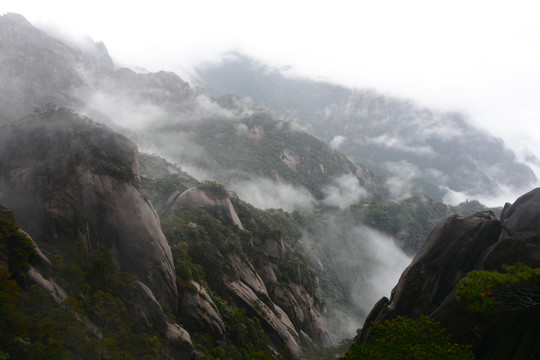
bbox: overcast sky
[3,0,540,180]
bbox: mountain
[0,12,382,209]
[0,13,534,359]
[195,54,538,202]
[0,13,342,358]
[0,13,113,123]
[352,188,540,359]
[0,105,332,358]
[0,108,194,358]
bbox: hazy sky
[3,0,540,178]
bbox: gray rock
[170,187,243,229]
[166,322,195,360]
[355,188,540,359]
[179,281,226,343]
[0,108,177,312]
[225,279,302,358]
[126,281,169,335]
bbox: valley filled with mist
[0,12,538,360]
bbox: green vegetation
[0,205,36,274]
[87,143,138,186]
[163,111,377,199]
[138,152,183,179]
[0,204,167,359]
[199,180,230,199]
[342,315,474,360]
[141,163,322,358]
[343,196,498,253]
[458,262,540,313]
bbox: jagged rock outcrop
[223,252,329,357]
[98,67,194,106]
[179,281,226,343]
[167,186,329,357]
[226,278,303,356]
[166,322,195,359]
[0,13,114,123]
[355,188,540,359]
[0,107,177,313]
[169,187,244,229]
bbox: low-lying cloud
[330,135,347,149]
[300,219,412,341]
[85,90,168,130]
[322,174,369,208]
[230,177,316,212]
[369,134,436,157]
[383,160,420,201]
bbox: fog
[322,174,369,209]
[231,177,316,212]
[2,1,539,347]
[383,161,420,201]
[300,217,412,340]
[3,1,540,201]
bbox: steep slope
[0,106,177,312]
[0,110,196,358]
[0,13,113,123]
[196,54,538,201]
[140,155,332,358]
[354,188,540,359]
[0,106,334,358]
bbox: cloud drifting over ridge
[322,174,369,208]
[230,177,316,212]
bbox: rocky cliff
[0,13,113,123]
[168,186,244,229]
[355,188,540,359]
[0,106,178,312]
[154,177,332,358]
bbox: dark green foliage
[88,143,138,186]
[344,196,499,253]
[230,196,320,297]
[138,152,183,179]
[86,246,117,290]
[0,266,29,358]
[157,181,321,357]
[160,111,376,199]
[458,262,540,313]
[342,315,474,360]
[345,197,450,253]
[138,152,199,211]
[0,205,37,274]
[198,180,229,199]
[161,208,238,286]
[189,290,274,360]
[46,237,90,294]
[0,203,166,359]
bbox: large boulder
[169,187,244,229]
[355,188,540,359]
[179,281,226,343]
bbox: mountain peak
[0,12,34,27]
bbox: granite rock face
[0,107,177,312]
[355,189,540,359]
[0,13,113,123]
[169,187,244,229]
[179,280,226,343]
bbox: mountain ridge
[196,54,538,203]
